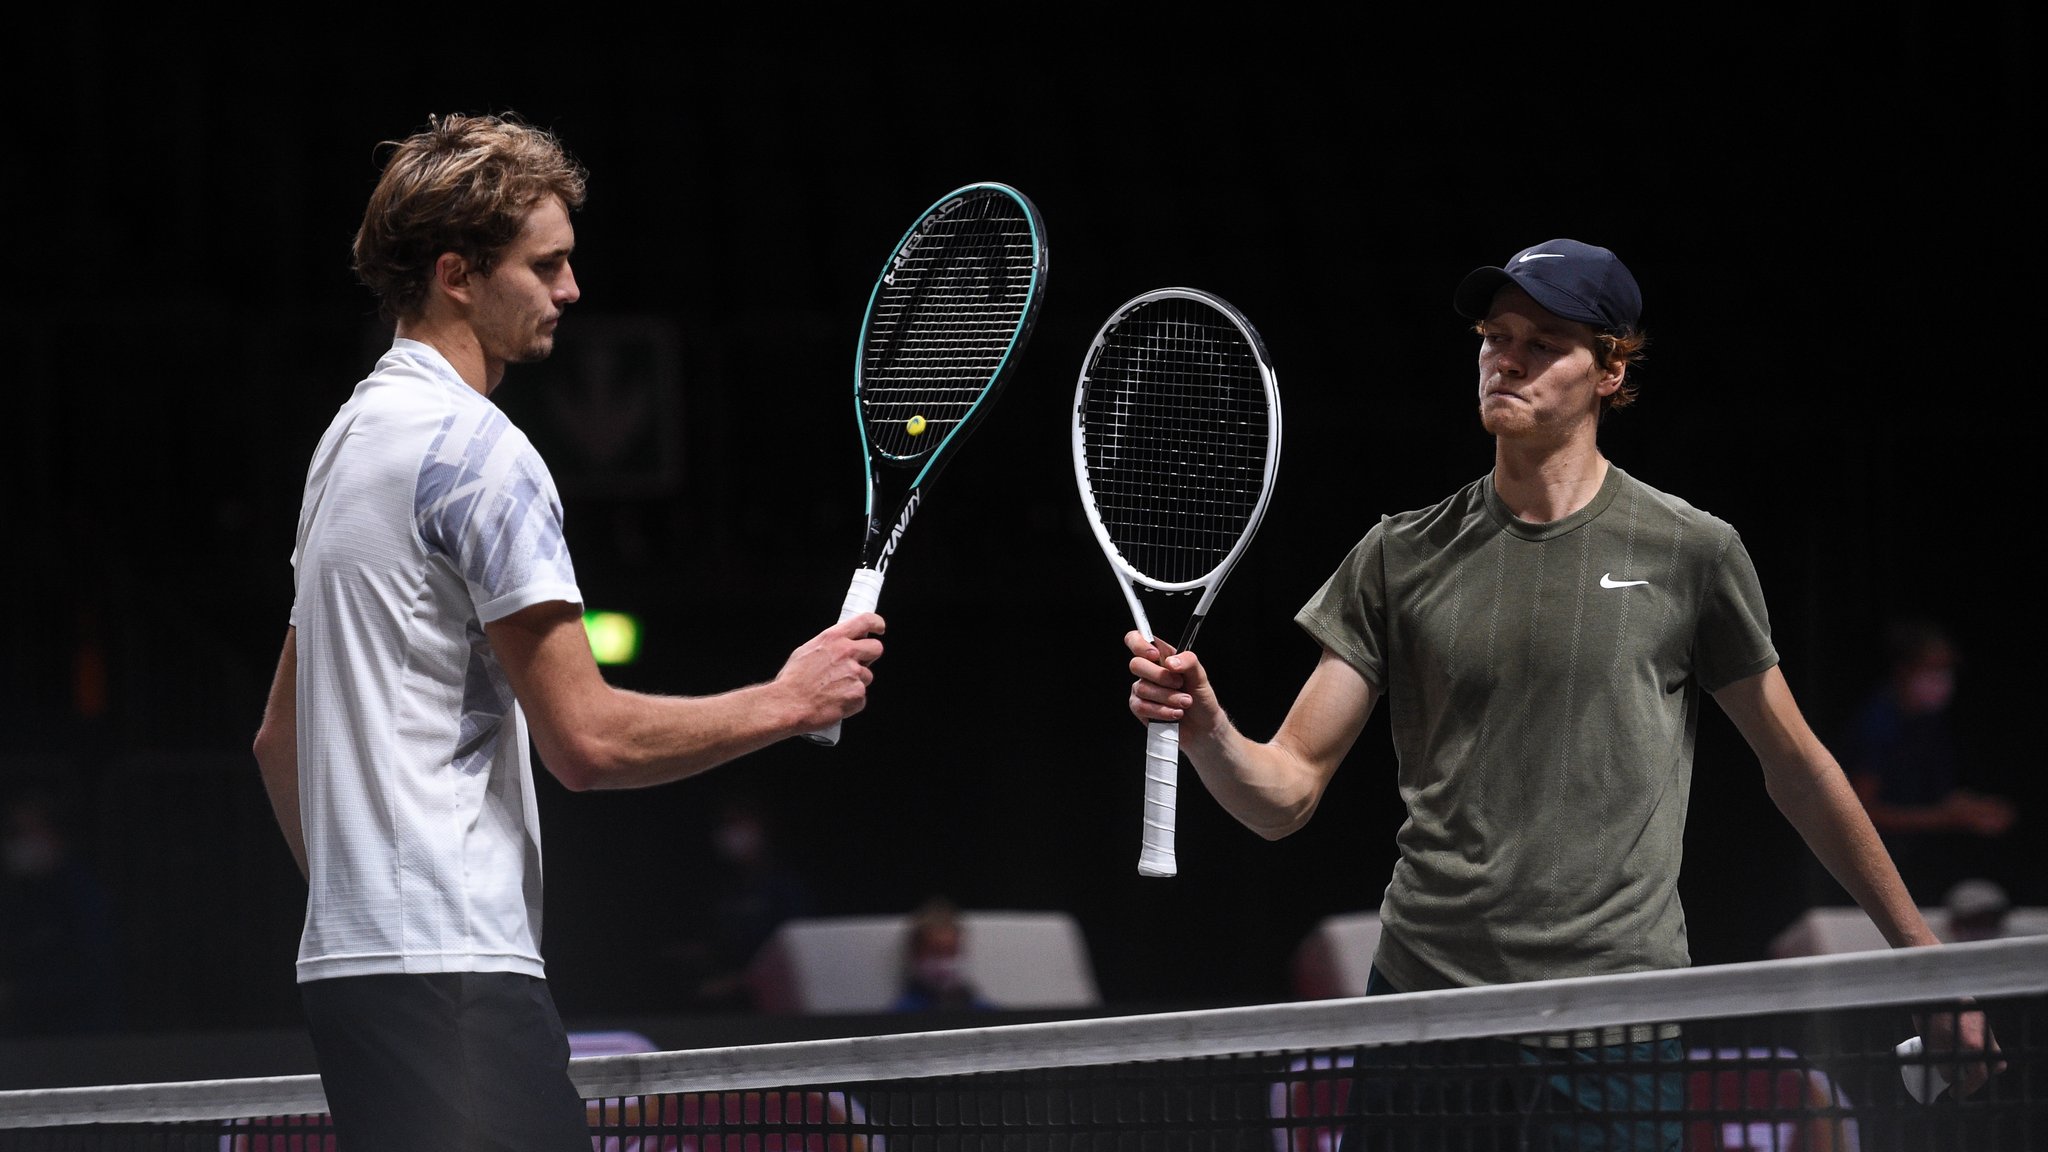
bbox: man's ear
[1595,359,1625,398]
[432,251,474,305]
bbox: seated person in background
[689,795,817,1010]
[1839,618,2018,902]
[0,786,124,1036]
[890,897,995,1013]
[1942,878,2013,943]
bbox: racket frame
[806,181,1050,746]
[1070,286,1283,875]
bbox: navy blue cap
[1453,239,1642,332]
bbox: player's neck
[1491,438,1608,524]
[395,314,502,397]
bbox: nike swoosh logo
[1600,573,1649,588]
[1518,253,1565,262]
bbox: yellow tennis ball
[906,415,927,436]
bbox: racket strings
[862,191,1039,461]
[1078,300,1272,585]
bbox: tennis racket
[1071,288,1283,876]
[803,182,1050,746]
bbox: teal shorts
[1518,1037,1686,1152]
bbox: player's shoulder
[1606,464,1741,540]
[373,343,544,446]
[338,340,471,424]
[1378,474,1492,539]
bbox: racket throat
[872,489,923,575]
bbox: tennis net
[2,935,2042,1150]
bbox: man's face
[910,924,966,989]
[1899,642,1958,715]
[471,196,579,372]
[1474,286,1617,441]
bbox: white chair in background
[747,910,1101,1014]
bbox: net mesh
[1077,294,1274,588]
[859,186,1041,463]
[3,937,2042,1151]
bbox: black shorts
[300,971,591,1152]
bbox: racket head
[853,182,1050,489]
[1071,287,1283,602]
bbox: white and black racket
[1072,288,1282,876]
[804,182,1050,746]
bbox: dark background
[2,9,2042,1082]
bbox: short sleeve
[1294,521,1388,689]
[1693,529,1778,692]
[415,408,582,623]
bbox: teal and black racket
[804,182,1050,746]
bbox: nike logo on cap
[1518,252,1565,262]
[1600,573,1649,588]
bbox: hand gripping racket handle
[1897,1035,1954,1103]
[1138,720,1179,876]
[802,567,885,747]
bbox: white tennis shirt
[288,339,582,982]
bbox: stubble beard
[1478,398,1533,440]
[505,329,557,366]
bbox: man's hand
[1125,631,1227,739]
[777,612,885,731]
[1917,1004,2006,1099]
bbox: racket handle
[801,567,885,747]
[1138,721,1179,877]
[1897,1035,1954,1103]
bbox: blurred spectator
[890,897,994,1013]
[0,787,123,1035]
[1943,879,2013,943]
[683,794,815,1010]
[1838,618,2019,903]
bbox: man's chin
[511,339,557,364]
[1479,409,1527,438]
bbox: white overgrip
[1896,1035,1954,1104]
[802,567,886,747]
[1138,720,1179,876]
[836,567,885,623]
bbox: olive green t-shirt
[1295,463,1778,993]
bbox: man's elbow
[1762,756,1834,816]
[1252,815,1311,841]
[533,727,629,792]
[1245,797,1318,841]
[538,744,604,792]
[252,725,287,773]
[523,685,632,791]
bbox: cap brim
[1454,265,1617,330]
[1453,267,1515,320]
